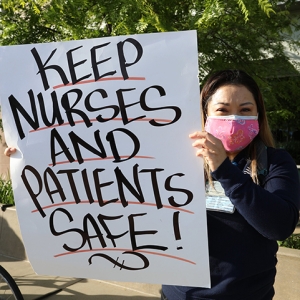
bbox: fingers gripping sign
[4,147,16,157]
[189,131,227,172]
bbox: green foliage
[278,234,300,250]
[237,0,250,22]
[283,141,300,164]
[278,219,300,250]
[0,175,14,205]
[195,0,224,26]
[1,0,300,162]
[1,0,296,81]
[258,0,275,17]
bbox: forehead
[210,84,256,105]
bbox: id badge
[206,181,235,214]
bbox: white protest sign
[0,30,210,287]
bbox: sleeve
[211,148,300,241]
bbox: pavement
[1,246,300,299]
[0,206,299,299]
[0,207,162,300]
[0,255,162,299]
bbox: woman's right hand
[189,131,227,172]
[4,147,16,157]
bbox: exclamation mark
[173,211,182,250]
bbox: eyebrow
[213,102,255,106]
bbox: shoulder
[266,147,298,177]
[265,147,300,211]
[267,147,296,165]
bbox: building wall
[0,128,10,178]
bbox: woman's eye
[216,108,227,112]
[241,108,251,112]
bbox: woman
[5,70,299,299]
[161,70,300,300]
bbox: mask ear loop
[203,114,209,128]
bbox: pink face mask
[205,115,259,152]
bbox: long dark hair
[201,70,274,184]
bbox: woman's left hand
[4,147,16,157]
[189,131,227,171]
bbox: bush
[278,234,300,250]
[0,175,14,205]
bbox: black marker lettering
[129,213,168,251]
[139,168,164,209]
[97,214,128,247]
[67,45,92,84]
[140,85,182,126]
[56,169,81,204]
[165,173,193,207]
[21,165,45,217]
[89,251,149,271]
[61,88,92,127]
[37,91,64,127]
[49,208,87,252]
[31,47,69,91]
[106,128,140,163]
[114,164,145,207]
[8,90,39,139]
[44,167,66,204]
[50,128,75,167]
[117,38,143,80]
[90,43,117,81]
[69,129,107,164]
[83,213,107,249]
[82,169,96,204]
[85,89,119,122]
[116,88,145,124]
[93,168,118,206]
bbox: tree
[1,0,300,155]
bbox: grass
[0,174,14,205]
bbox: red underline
[31,200,194,214]
[29,118,172,133]
[54,248,196,265]
[48,155,154,166]
[53,76,146,89]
